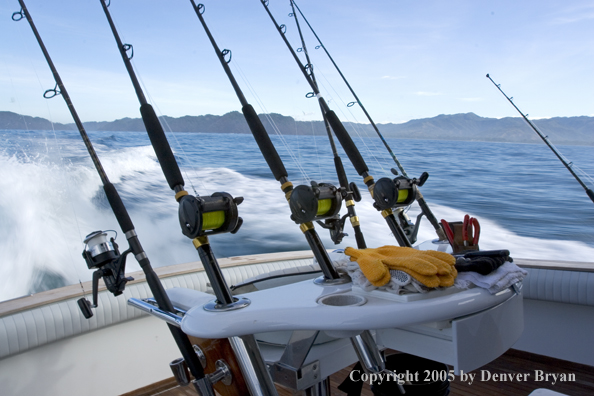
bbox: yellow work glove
[380,246,457,287]
[345,246,457,288]
[344,246,391,287]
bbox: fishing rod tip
[486,73,490,78]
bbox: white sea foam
[1,141,593,302]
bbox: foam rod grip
[242,104,288,181]
[140,103,184,190]
[325,110,369,176]
[103,182,134,233]
[587,188,594,204]
[334,156,349,188]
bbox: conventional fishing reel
[316,181,362,244]
[77,230,134,319]
[288,181,342,226]
[178,192,244,239]
[372,169,430,244]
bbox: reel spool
[372,171,429,211]
[78,231,133,319]
[82,231,119,269]
[178,192,244,239]
[288,181,342,224]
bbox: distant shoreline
[2,110,593,145]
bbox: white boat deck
[0,251,592,396]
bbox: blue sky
[1,0,593,125]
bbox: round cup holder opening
[317,294,367,306]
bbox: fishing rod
[260,0,431,248]
[190,1,345,284]
[288,1,366,249]
[189,7,396,390]
[291,0,406,175]
[289,0,447,242]
[12,1,212,393]
[487,74,594,205]
[97,1,272,394]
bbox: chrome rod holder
[229,335,279,396]
[351,331,406,394]
[170,357,190,387]
[209,360,233,386]
[350,330,385,373]
[127,298,183,327]
[193,344,208,369]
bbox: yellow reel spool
[202,211,226,231]
[397,189,409,204]
[317,199,332,216]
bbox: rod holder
[209,360,233,386]
[170,358,190,387]
[193,344,208,369]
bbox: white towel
[455,261,527,294]
[324,250,428,295]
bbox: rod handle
[353,225,367,249]
[103,182,134,233]
[325,110,369,176]
[242,104,288,181]
[385,214,412,247]
[416,195,442,236]
[587,189,594,204]
[303,228,341,280]
[139,103,185,190]
[334,156,349,189]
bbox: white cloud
[549,4,594,25]
[415,91,442,96]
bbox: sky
[1,0,593,125]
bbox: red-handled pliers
[463,214,480,246]
[440,219,455,247]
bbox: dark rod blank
[487,74,594,205]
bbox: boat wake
[1,142,592,302]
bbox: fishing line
[286,1,445,242]
[231,60,311,183]
[487,74,594,204]
[232,60,310,182]
[546,141,594,186]
[292,0,409,176]
[105,10,205,196]
[11,14,88,297]
[283,12,388,177]
[309,120,324,181]
[317,61,385,164]
[42,102,90,298]
[314,66,388,177]
[133,67,207,195]
[3,57,35,159]
[142,91,204,196]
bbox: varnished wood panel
[131,349,594,396]
[186,336,250,396]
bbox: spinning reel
[372,169,430,244]
[77,230,134,319]
[177,192,244,239]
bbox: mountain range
[1,111,592,145]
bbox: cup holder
[317,293,367,307]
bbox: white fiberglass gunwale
[0,250,314,317]
[0,252,591,318]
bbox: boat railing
[0,252,315,360]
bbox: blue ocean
[1,129,592,302]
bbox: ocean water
[1,129,593,302]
